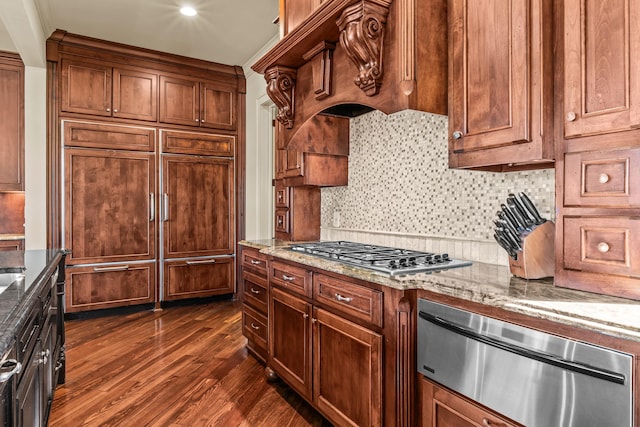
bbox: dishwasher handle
[419,310,626,385]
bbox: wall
[243,35,278,240]
[321,110,555,266]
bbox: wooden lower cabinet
[269,284,383,426]
[163,256,234,301]
[313,307,382,427]
[269,286,313,400]
[0,240,24,251]
[420,377,521,427]
[240,247,270,362]
[65,262,156,312]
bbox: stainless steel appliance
[417,299,633,427]
[289,241,472,276]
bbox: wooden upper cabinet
[201,81,236,130]
[159,76,236,130]
[276,149,304,179]
[448,0,554,170]
[61,58,157,121]
[0,53,24,191]
[564,0,640,138]
[162,156,234,258]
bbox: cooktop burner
[289,241,472,276]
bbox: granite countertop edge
[0,250,65,357]
[239,240,640,343]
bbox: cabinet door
[0,240,24,251]
[200,81,236,130]
[0,57,24,191]
[61,59,112,117]
[159,76,200,126]
[448,0,553,169]
[163,256,234,301]
[65,148,156,264]
[449,0,529,151]
[16,340,41,427]
[420,377,520,427]
[112,68,158,122]
[269,287,312,400]
[162,156,234,258]
[65,262,156,312]
[564,0,640,138]
[313,307,382,427]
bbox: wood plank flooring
[48,300,332,427]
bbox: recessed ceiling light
[180,6,197,16]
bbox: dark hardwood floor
[49,300,332,426]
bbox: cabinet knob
[566,111,577,122]
[302,313,309,319]
[277,218,284,226]
[106,108,111,112]
[598,173,610,184]
[597,242,610,253]
[452,131,463,140]
[113,109,118,113]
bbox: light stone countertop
[240,239,640,343]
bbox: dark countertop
[0,250,65,357]
[239,239,640,343]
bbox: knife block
[508,221,555,279]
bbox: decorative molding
[265,66,297,129]
[398,0,416,96]
[336,0,391,96]
[396,297,413,427]
[303,41,336,100]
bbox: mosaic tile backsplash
[320,109,555,266]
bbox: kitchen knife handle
[494,234,517,260]
[163,193,169,222]
[501,204,524,232]
[508,203,531,231]
[149,193,155,221]
[518,192,546,225]
[507,195,534,226]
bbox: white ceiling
[0,0,280,66]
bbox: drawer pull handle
[186,259,216,265]
[566,111,577,122]
[250,323,260,330]
[250,288,261,294]
[282,274,295,281]
[598,173,610,184]
[250,260,262,265]
[0,360,21,383]
[597,242,610,253]
[93,265,129,272]
[335,293,353,303]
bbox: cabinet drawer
[63,120,155,151]
[16,303,40,364]
[164,257,234,301]
[275,184,289,208]
[242,270,268,313]
[161,130,235,156]
[313,274,383,328]
[241,248,268,276]
[565,149,640,207]
[564,217,640,278]
[65,262,156,312]
[271,260,312,297]
[275,209,290,233]
[242,303,268,355]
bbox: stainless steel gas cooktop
[289,241,472,276]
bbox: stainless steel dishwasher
[417,299,633,427]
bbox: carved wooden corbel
[336,0,391,96]
[265,66,297,129]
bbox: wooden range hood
[252,0,447,154]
